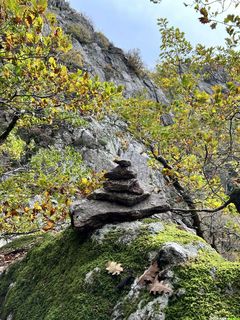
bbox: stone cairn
[88,159,150,206]
[71,159,170,231]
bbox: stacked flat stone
[88,159,150,206]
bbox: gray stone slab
[87,188,149,206]
[104,166,137,180]
[113,159,131,167]
[71,194,170,232]
[103,179,144,195]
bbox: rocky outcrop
[48,0,228,102]
[14,113,195,232]
[1,222,239,320]
[48,0,168,103]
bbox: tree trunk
[0,112,21,145]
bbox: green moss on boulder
[0,222,239,320]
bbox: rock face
[48,0,168,103]
[15,114,193,230]
[69,117,190,225]
[47,0,228,103]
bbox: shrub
[0,146,104,233]
[95,31,111,49]
[66,23,93,44]
[60,48,83,69]
[126,49,145,77]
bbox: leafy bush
[0,133,26,162]
[0,146,104,233]
[60,48,83,69]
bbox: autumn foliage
[0,0,121,233]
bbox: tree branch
[150,145,204,238]
[172,198,232,213]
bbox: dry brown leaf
[138,261,159,285]
[106,261,123,275]
[149,277,172,295]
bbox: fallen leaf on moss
[106,261,123,275]
[149,277,172,295]
[138,260,159,285]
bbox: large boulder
[1,222,239,320]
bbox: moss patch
[0,224,239,320]
[0,233,51,255]
[166,252,240,319]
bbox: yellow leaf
[66,199,71,206]
[84,188,91,195]
[81,177,88,185]
[26,32,34,43]
[34,202,42,210]
[48,56,56,68]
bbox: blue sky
[68,0,229,69]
